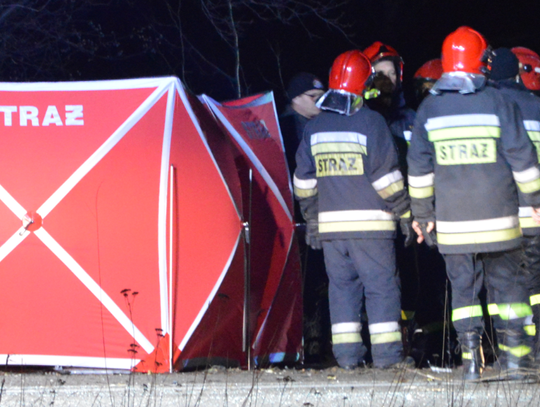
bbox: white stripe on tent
[0,77,177,92]
[179,231,243,351]
[0,184,27,218]
[157,82,175,336]
[34,228,154,354]
[202,94,293,222]
[0,354,137,370]
[0,228,31,263]
[37,81,171,218]
[0,186,32,261]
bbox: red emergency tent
[0,77,302,372]
[0,77,244,371]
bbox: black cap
[286,73,324,101]
[490,48,519,81]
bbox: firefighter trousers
[322,238,402,368]
[444,249,532,351]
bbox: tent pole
[243,168,253,370]
[169,165,175,373]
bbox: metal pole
[243,168,253,370]
[169,165,175,373]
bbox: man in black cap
[489,47,540,366]
[280,73,325,177]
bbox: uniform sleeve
[406,108,436,223]
[366,114,411,219]
[499,98,540,207]
[293,126,318,220]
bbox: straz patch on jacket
[434,138,497,165]
[425,114,501,166]
[310,131,367,177]
[315,153,364,177]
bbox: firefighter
[293,50,414,369]
[512,47,540,97]
[413,59,443,106]
[407,27,540,380]
[363,41,416,145]
[490,48,540,362]
[363,41,419,355]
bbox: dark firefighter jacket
[407,85,540,254]
[293,106,410,241]
[491,80,540,236]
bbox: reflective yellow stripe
[499,344,531,358]
[520,217,539,229]
[377,180,404,199]
[488,303,499,315]
[332,332,362,345]
[528,130,540,142]
[531,294,540,306]
[370,331,401,345]
[311,142,367,155]
[400,211,411,219]
[498,303,532,320]
[462,352,473,360]
[409,186,434,199]
[319,220,396,233]
[452,305,483,321]
[428,126,500,142]
[294,186,317,198]
[401,310,415,321]
[525,325,536,336]
[438,227,521,246]
[517,178,540,194]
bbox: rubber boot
[497,329,533,380]
[460,331,484,380]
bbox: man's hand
[412,220,436,246]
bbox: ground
[0,365,539,406]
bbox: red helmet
[511,47,540,91]
[363,41,404,82]
[441,27,489,75]
[414,59,443,81]
[328,50,373,95]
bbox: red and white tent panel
[0,77,243,371]
[203,93,302,366]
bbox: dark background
[1,0,539,111]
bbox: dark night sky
[2,1,540,111]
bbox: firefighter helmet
[328,50,373,95]
[414,59,443,103]
[318,50,374,116]
[441,27,489,75]
[363,41,404,82]
[511,47,540,91]
[414,59,443,81]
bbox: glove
[419,222,437,248]
[306,218,323,250]
[399,218,415,248]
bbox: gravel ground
[0,366,539,406]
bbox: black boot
[460,331,484,380]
